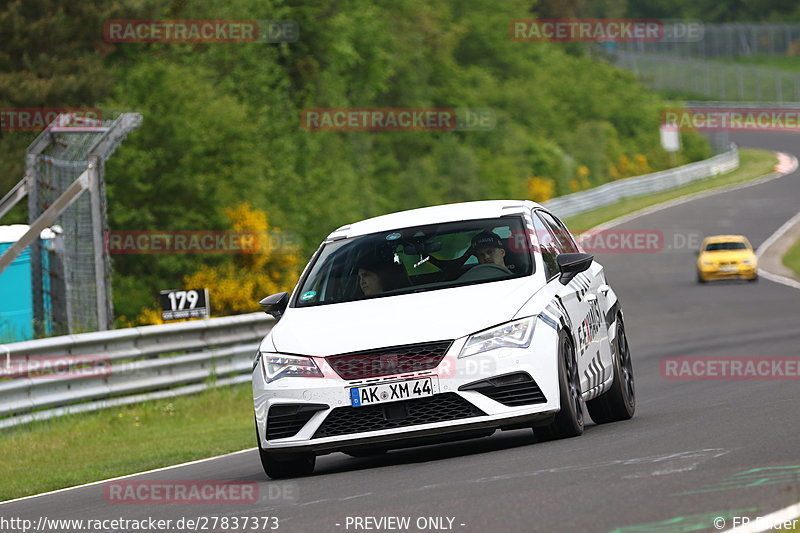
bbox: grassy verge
[726,55,800,74]
[0,147,778,503]
[782,236,800,278]
[0,384,255,502]
[564,148,777,230]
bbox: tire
[534,330,584,441]
[586,316,635,424]
[256,426,315,479]
[748,275,758,283]
[697,272,707,284]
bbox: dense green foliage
[0,0,711,322]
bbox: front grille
[326,340,453,380]
[266,403,328,440]
[459,372,546,407]
[313,393,484,438]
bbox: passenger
[357,254,408,296]
[358,266,385,296]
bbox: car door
[534,209,612,400]
[531,210,587,356]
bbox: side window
[538,211,579,253]
[532,212,559,279]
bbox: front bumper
[698,263,757,281]
[253,330,561,455]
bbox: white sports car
[252,200,635,478]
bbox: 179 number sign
[159,288,210,320]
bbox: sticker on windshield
[386,232,402,241]
[300,291,317,301]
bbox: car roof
[327,200,543,240]
[703,234,749,243]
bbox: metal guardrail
[0,313,272,428]
[0,146,740,428]
[543,145,739,220]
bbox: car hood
[700,250,755,262]
[267,276,542,355]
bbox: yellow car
[697,235,758,283]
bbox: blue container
[0,225,55,342]
[0,240,34,342]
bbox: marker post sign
[159,289,210,320]
[659,123,681,165]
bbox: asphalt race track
[3,132,800,533]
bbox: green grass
[782,236,800,278]
[727,55,800,74]
[0,147,779,503]
[564,148,777,231]
[0,384,255,502]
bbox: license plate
[349,377,435,407]
[721,265,737,272]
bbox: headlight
[459,317,535,358]
[702,261,715,266]
[259,352,323,382]
[742,260,753,265]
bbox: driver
[470,231,507,267]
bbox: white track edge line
[589,151,797,233]
[4,151,798,506]
[0,447,258,506]
[755,210,800,258]
[591,151,800,293]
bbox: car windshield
[705,242,747,251]
[293,217,534,307]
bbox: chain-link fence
[612,51,800,102]
[614,23,800,58]
[24,114,141,335]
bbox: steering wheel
[456,262,512,282]
[470,263,511,274]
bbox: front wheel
[534,330,584,441]
[256,426,315,479]
[586,316,635,424]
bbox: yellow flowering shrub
[527,176,556,203]
[132,203,302,325]
[610,154,651,180]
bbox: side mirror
[557,253,594,285]
[259,292,289,320]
